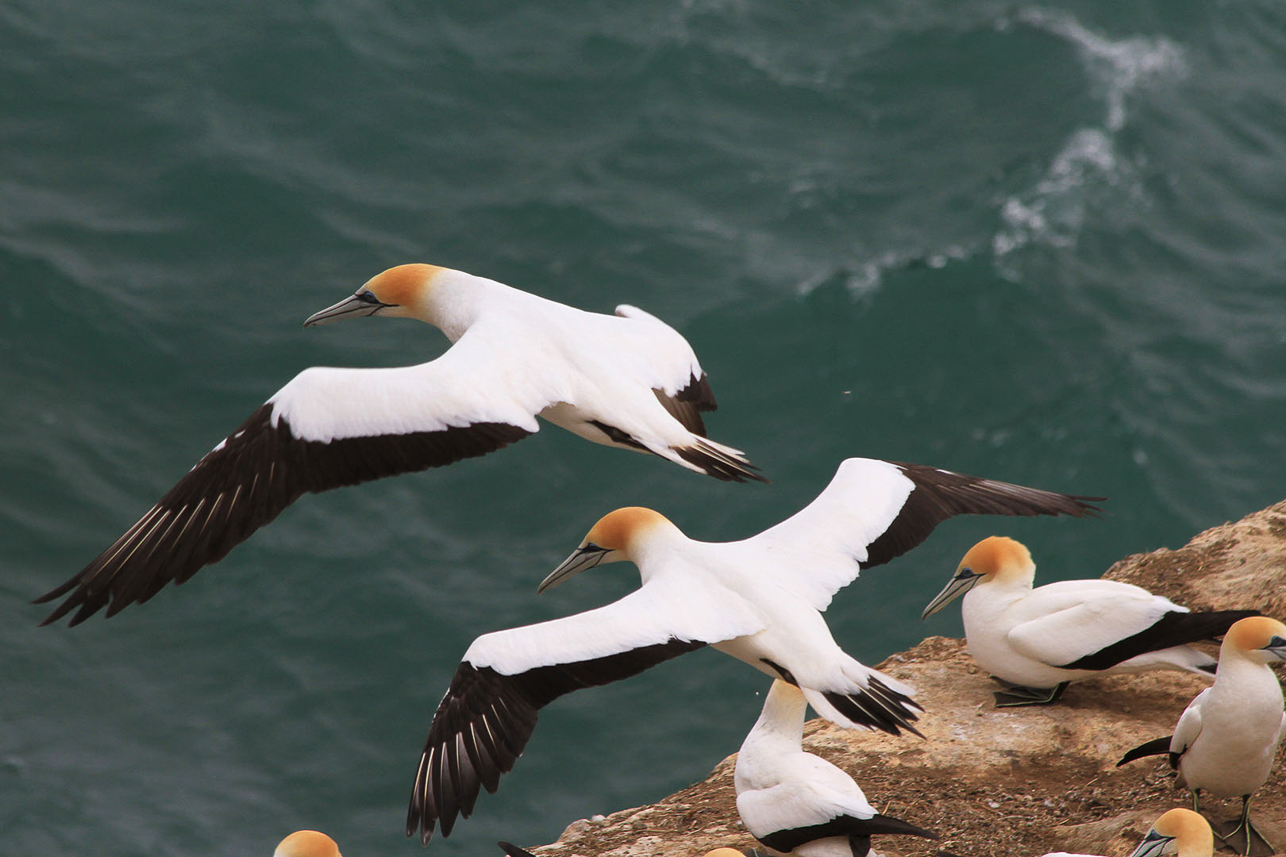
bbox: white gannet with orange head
[37,263,765,626]
[921,536,1258,706]
[1119,616,1286,857]
[273,830,342,857]
[734,680,937,857]
[406,457,1102,843]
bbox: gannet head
[273,830,342,857]
[303,263,446,327]
[538,507,674,593]
[1127,808,1212,857]
[1222,615,1286,664]
[921,536,1034,619]
[703,849,751,857]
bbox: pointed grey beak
[303,291,389,327]
[1127,830,1172,857]
[921,569,983,620]
[538,544,610,594]
[1265,635,1286,661]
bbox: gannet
[734,680,937,857]
[273,830,342,857]
[921,536,1258,706]
[405,457,1101,842]
[36,263,765,626]
[1128,808,1214,857]
[1118,616,1286,857]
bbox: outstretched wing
[741,458,1102,610]
[37,329,554,626]
[406,574,764,844]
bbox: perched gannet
[921,537,1258,706]
[1118,616,1286,857]
[405,457,1101,842]
[36,264,765,626]
[734,680,937,857]
[273,830,342,857]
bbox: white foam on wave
[992,9,1186,265]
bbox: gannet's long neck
[745,680,807,751]
[420,270,506,342]
[627,520,690,584]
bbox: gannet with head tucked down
[37,264,765,626]
[405,457,1101,843]
[921,536,1258,706]
[273,830,341,857]
[734,680,937,857]
[937,808,1212,857]
[1118,616,1286,857]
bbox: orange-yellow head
[1222,615,1286,664]
[303,263,446,327]
[921,536,1035,619]
[538,507,674,593]
[273,830,342,857]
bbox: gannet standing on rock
[273,830,341,857]
[734,680,937,857]
[921,536,1258,706]
[37,263,765,626]
[1118,616,1286,857]
[406,457,1101,842]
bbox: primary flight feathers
[406,457,1101,843]
[36,264,764,626]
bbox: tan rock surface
[537,501,1286,857]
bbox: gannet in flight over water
[37,264,764,626]
[1118,616,1286,857]
[734,679,937,857]
[273,830,342,857]
[921,536,1258,706]
[405,457,1100,842]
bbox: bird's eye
[356,291,381,304]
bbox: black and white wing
[741,458,1102,610]
[406,574,764,843]
[37,330,554,626]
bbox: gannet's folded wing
[743,458,1102,610]
[406,574,764,843]
[739,782,935,852]
[37,330,554,626]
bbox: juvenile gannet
[406,457,1100,842]
[921,536,1258,706]
[273,830,342,857]
[1118,616,1286,857]
[734,680,937,857]
[36,264,765,626]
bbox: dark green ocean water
[5,2,1286,854]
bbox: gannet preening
[735,680,937,857]
[36,264,765,626]
[1118,616,1286,857]
[273,830,342,857]
[921,537,1258,706]
[405,457,1101,843]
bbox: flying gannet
[1118,616,1286,857]
[734,679,937,857]
[273,830,341,857]
[405,457,1101,842]
[36,264,764,626]
[921,536,1258,706]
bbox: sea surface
[4,1,1286,855]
